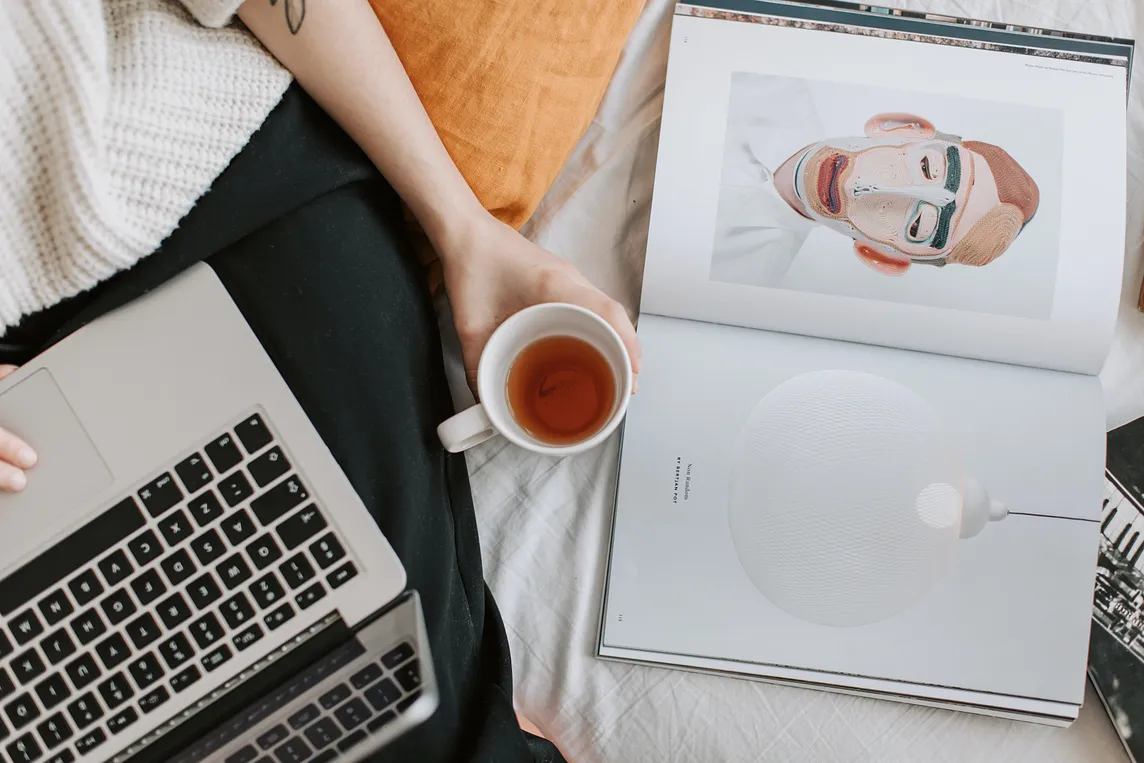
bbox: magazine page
[641,3,1129,375]
[602,314,1104,708]
[1090,417,1144,762]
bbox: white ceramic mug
[437,303,633,455]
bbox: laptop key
[363,679,400,712]
[5,693,39,729]
[190,529,226,566]
[202,645,232,672]
[294,584,326,611]
[248,447,290,488]
[219,554,253,590]
[125,613,162,649]
[276,506,326,551]
[235,415,273,454]
[6,732,42,763]
[302,718,341,749]
[394,661,421,693]
[159,510,195,548]
[160,549,197,587]
[63,654,100,691]
[98,551,133,587]
[127,653,164,689]
[219,472,255,508]
[96,673,133,709]
[309,535,344,570]
[366,710,397,733]
[129,570,166,607]
[138,686,169,714]
[256,724,289,750]
[205,433,243,475]
[99,589,135,626]
[10,611,43,646]
[250,573,285,609]
[318,684,351,711]
[34,674,70,709]
[41,630,76,665]
[66,693,103,730]
[225,746,259,763]
[190,613,224,648]
[158,633,195,670]
[327,562,357,590]
[94,633,130,670]
[272,737,312,763]
[13,650,45,684]
[232,624,263,652]
[69,609,106,646]
[139,473,182,518]
[46,752,75,763]
[223,511,257,546]
[187,574,222,610]
[106,706,137,734]
[251,476,308,526]
[188,490,226,528]
[263,604,294,632]
[349,664,382,690]
[67,572,103,608]
[175,453,213,494]
[312,752,337,763]
[35,712,72,748]
[126,530,164,568]
[247,535,282,571]
[73,727,106,755]
[220,593,255,629]
[0,667,15,699]
[336,730,368,753]
[279,555,314,590]
[170,665,201,693]
[333,698,370,731]
[38,590,73,627]
[380,643,414,670]
[287,704,319,730]
[157,593,193,630]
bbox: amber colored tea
[506,335,617,445]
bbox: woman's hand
[439,216,641,394]
[0,365,36,492]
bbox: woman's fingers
[0,365,37,491]
[0,462,27,493]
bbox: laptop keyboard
[221,641,423,763]
[0,413,360,763]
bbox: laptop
[0,263,439,763]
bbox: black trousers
[6,86,563,763]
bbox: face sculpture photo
[772,112,1041,276]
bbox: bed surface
[458,1,1144,760]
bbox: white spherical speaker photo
[727,370,1007,627]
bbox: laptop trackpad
[0,371,113,557]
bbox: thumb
[0,365,18,382]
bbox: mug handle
[437,404,497,453]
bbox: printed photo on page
[709,73,1061,318]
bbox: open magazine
[598,0,1133,726]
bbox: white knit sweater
[0,0,293,334]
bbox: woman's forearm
[238,0,486,258]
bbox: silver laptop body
[0,264,438,763]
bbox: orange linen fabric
[368,0,646,229]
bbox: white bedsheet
[460,1,1144,760]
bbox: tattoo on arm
[268,0,306,34]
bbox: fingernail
[15,447,36,469]
[4,471,26,492]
